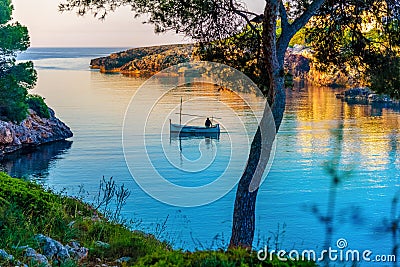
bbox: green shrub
[0,74,29,122]
[0,172,88,247]
[74,219,168,261]
[0,173,167,265]
[26,94,50,119]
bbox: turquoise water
[9,48,400,263]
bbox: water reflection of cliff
[287,84,400,172]
[0,140,72,179]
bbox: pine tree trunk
[229,0,287,249]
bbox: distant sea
[17,47,129,70]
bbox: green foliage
[0,173,167,265]
[367,52,400,99]
[0,61,37,122]
[74,219,167,261]
[60,0,246,43]
[0,22,30,52]
[0,0,37,122]
[197,21,305,93]
[0,172,91,246]
[0,0,11,24]
[308,0,400,95]
[26,94,50,118]
[196,25,267,93]
[289,27,308,47]
[134,248,316,267]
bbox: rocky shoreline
[90,44,194,75]
[0,234,89,267]
[0,108,73,157]
[337,87,400,107]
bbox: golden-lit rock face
[90,44,194,75]
[0,127,13,144]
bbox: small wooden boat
[170,97,221,136]
[170,122,220,134]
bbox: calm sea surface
[10,48,400,260]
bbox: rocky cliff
[90,44,194,74]
[0,108,73,156]
[285,47,311,79]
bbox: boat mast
[180,97,182,125]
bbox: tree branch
[227,0,261,39]
[279,0,290,30]
[291,0,326,33]
[277,0,326,65]
[235,10,262,39]
[234,9,259,17]
[227,0,259,17]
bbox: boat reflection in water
[169,131,220,140]
[169,130,220,158]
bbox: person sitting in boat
[205,117,212,128]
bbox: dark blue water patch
[142,133,232,187]
[16,47,130,61]
[0,140,73,180]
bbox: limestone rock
[0,248,14,261]
[66,241,89,261]
[90,44,194,74]
[0,108,73,156]
[24,247,50,267]
[35,234,70,261]
[35,235,89,262]
[90,43,312,81]
[285,53,310,78]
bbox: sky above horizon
[13,0,265,48]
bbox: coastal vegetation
[0,0,49,123]
[308,1,400,99]
[26,94,51,119]
[0,0,72,156]
[0,172,316,266]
